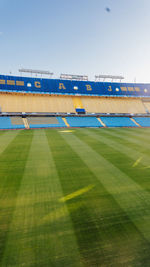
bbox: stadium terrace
[0,73,150,129]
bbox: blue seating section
[100,117,137,127]
[1,116,150,129]
[133,117,150,127]
[0,117,25,129]
[29,117,66,128]
[66,117,102,127]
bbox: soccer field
[0,128,150,266]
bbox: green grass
[0,128,150,266]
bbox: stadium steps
[23,118,30,129]
[97,117,106,127]
[62,118,70,127]
[72,97,83,110]
[130,118,141,127]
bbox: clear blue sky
[0,0,150,82]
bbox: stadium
[0,71,150,266]
[1,0,150,265]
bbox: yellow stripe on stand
[130,118,141,127]
[97,117,106,127]
[72,97,83,110]
[23,118,30,129]
[62,117,70,127]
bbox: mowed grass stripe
[60,130,150,243]
[46,130,106,266]
[0,130,7,136]
[0,130,20,155]
[0,130,22,195]
[99,127,149,150]
[100,127,150,142]
[0,130,33,264]
[102,127,150,150]
[78,128,150,192]
[101,128,150,152]
[47,130,150,266]
[101,128,150,160]
[112,127,150,138]
[87,128,150,168]
[2,130,82,267]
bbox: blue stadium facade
[0,74,150,97]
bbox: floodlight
[60,74,88,81]
[95,75,124,82]
[19,69,53,77]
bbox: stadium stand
[0,93,146,114]
[0,74,150,129]
[133,117,150,127]
[65,117,102,127]
[27,117,66,128]
[100,117,137,127]
[142,101,150,113]
[81,97,146,114]
[0,93,75,113]
[11,116,25,126]
[2,115,150,129]
[0,117,25,129]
